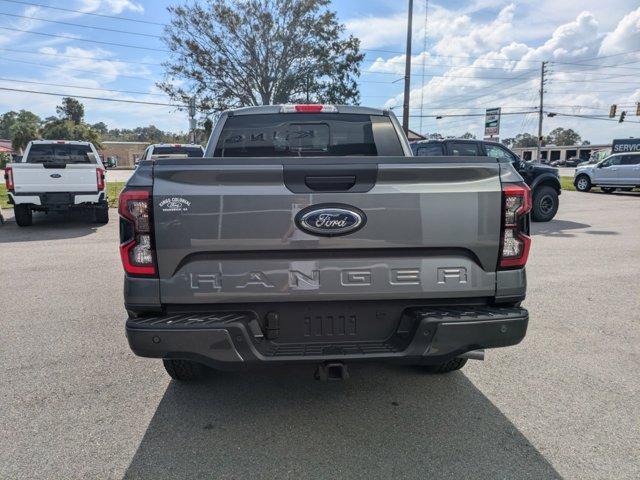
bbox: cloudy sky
[0,0,638,143]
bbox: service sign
[484,108,501,137]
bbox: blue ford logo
[296,204,366,236]
[50,173,62,178]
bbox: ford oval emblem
[296,204,366,237]
[50,173,62,178]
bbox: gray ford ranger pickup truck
[121,105,531,381]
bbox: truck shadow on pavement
[531,219,591,238]
[531,219,619,238]
[0,211,105,243]
[123,364,560,480]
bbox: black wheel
[94,205,109,224]
[417,358,468,374]
[163,359,209,382]
[601,187,616,194]
[574,175,591,192]
[14,205,33,226]
[620,187,633,192]
[532,186,559,222]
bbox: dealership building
[512,143,611,163]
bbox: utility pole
[402,0,414,135]
[536,61,547,163]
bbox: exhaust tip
[458,349,485,361]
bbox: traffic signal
[609,104,617,118]
[619,111,626,123]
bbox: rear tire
[94,205,109,224]
[163,359,209,382]
[532,186,559,222]
[601,187,616,194]
[14,205,33,226]
[418,357,468,374]
[620,187,633,192]
[574,175,591,192]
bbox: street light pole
[402,0,414,135]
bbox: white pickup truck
[134,143,204,166]
[4,140,108,226]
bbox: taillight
[280,104,338,113]
[499,183,532,269]
[119,189,156,276]
[4,165,14,191]
[96,168,105,191]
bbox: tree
[159,0,364,111]
[502,133,539,149]
[91,122,109,135]
[101,125,189,143]
[41,119,102,148]
[203,118,214,140]
[8,110,41,152]
[56,97,85,124]
[0,111,18,138]
[10,121,39,153]
[460,132,476,139]
[545,127,582,146]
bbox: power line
[0,57,155,82]
[546,111,640,124]
[0,26,169,52]
[546,88,640,94]
[0,12,162,38]
[363,47,640,64]
[0,0,165,26]
[0,77,167,96]
[547,77,640,85]
[409,110,536,118]
[0,47,163,67]
[0,86,181,107]
[362,70,545,80]
[361,56,537,72]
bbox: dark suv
[412,139,561,222]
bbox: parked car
[574,152,640,193]
[4,140,108,226]
[412,139,561,222]
[563,157,583,167]
[121,105,531,382]
[140,143,204,162]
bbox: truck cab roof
[226,104,389,116]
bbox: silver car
[574,152,640,193]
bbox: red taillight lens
[499,183,532,269]
[4,165,14,191]
[119,189,156,276]
[96,168,105,191]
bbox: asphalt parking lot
[1,190,639,479]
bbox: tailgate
[12,164,98,193]
[153,157,503,304]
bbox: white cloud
[78,0,144,15]
[599,7,640,56]
[432,4,516,58]
[370,5,640,141]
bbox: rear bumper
[9,191,105,208]
[126,306,528,369]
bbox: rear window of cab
[213,113,404,157]
[26,144,95,164]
